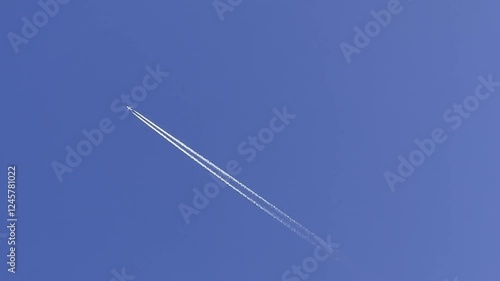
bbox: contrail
[130,108,334,252]
[130,111,319,247]
[131,109,333,251]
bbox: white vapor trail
[130,112,315,246]
[130,109,333,252]
[131,110,324,243]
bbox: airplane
[127,106,134,111]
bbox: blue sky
[1,0,499,280]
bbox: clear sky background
[1,0,499,280]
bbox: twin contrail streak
[130,108,333,252]
[131,111,302,239]
[132,110,318,237]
